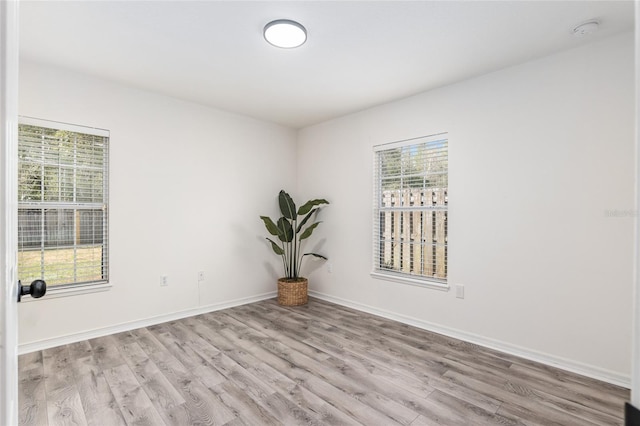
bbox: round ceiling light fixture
[572,20,600,37]
[264,19,307,48]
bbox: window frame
[17,116,110,299]
[371,133,449,291]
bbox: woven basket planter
[277,277,308,306]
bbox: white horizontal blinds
[373,134,448,282]
[17,119,109,287]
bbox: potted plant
[260,190,329,306]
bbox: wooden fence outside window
[378,188,447,280]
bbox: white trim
[18,291,276,354]
[19,116,109,138]
[373,132,448,151]
[309,290,631,389]
[19,282,111,302]
[370,271,449,291]
[0,1,20,425]
[632,0,640,406]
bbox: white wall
[18,60,296,346]
[297,33,635,384]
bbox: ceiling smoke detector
[573,20,600,37]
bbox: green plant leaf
[277,217,294,242]
[297,198,329,215]
[278,190,297,220]
[266,238,285,255]
[299,221,321,240]
[296,208,317,233]
[303,252,328,260]
[260,216,279,236]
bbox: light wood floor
[19,297,629,426]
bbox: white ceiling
[20,1,635,129]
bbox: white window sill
[19,282,111,302]
[370,271,449,291]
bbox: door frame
[632,0,640,408]
[0,1,20,425]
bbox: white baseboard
[309,290,631,389]
[18,291,277,355]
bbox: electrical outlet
[160,275,168,287]
[198,271,205,282]
[455,284,464,299]
[327,263,333,273]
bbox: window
[18,117,109,291]
[372,133,448,289]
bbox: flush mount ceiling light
[573,20,600,37]
[264,19,307,48]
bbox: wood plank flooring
[19,297,630,425]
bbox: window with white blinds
[18,117,109,289]
[372,133,448,288]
